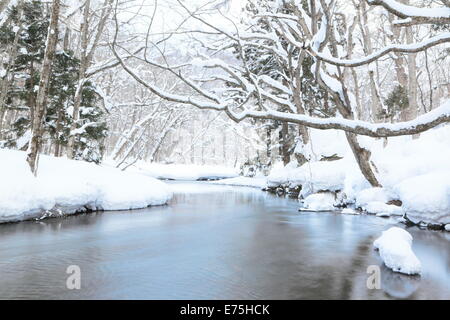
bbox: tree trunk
[313,5,382,188]
[0,1,22,138]
[279,122,290,165]
[266,126,271,164]
[66,0,90,159]
[26,0,60,175]
[54,104,63,157]
[293,50,310,167]
[402,1,418,123]
[67,0,113,158]
[387,14,408,81]
[358,0,384,121]
[345,132,381,187]
[28,61,35,129]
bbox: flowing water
[0,182,449,299]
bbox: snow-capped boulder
[363,201,404,217]
[373,227,421,275]
[268,158,359,198]
[393,170,450,223]
[355,187,391,207]
[301,192,337,211]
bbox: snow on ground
[366,202,404,217]
[268,157,366,199]
[393,171,450,223]
[124,161,239,181]
[355,187,391,207]
[0,149,172,223]
[301,192,337,211]
[341,208,360,215]
[294,128,349,162]
[355,187,403,216]
[208,176,267,188]
[267,125,450,223]
[373,227,421,275]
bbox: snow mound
[370,126,450,223]
[269,125,450,224]
[268,158,367,198]
[301,192,337,211]
[373,227,421,275]
[393,170,450,223]
[294,129,350,161]
[341,208,360,215]
[355,187,391,207]
[0,149,173,223]
[363,201,404,217]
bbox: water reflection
[0,182,448,299]
[381,265,421,299]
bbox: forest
[0,0,449,301]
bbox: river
[0,182,449,299]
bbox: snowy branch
[309,32,450,67]
[367,0,450,26]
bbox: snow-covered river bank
[0,182,448,299]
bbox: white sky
[118,0,245,33]
[113,0,246,56]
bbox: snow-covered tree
[111,0,450,187]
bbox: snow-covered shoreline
[266,126,450,226]
[0,149,173,224]
[122,161,239,181]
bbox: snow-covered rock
[0,149,173,223]
[363,201,404,217]
[266,161,298,187]
[268,158,366,199]
[393,171,450,223]
[371,126,450,223]
[373,227,421,275]
[445,224,450,232]
[375,212,390,218]
[301,192,337,211]
[355,187,391,207]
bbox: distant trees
[0,0,109,173]
[26,0,60,174]
[2,0,449,178]
[235,0,336,166]
[66,0,114,160]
